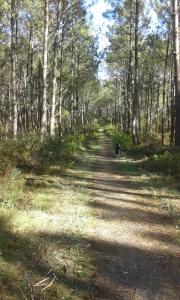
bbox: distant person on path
[115,143,120,157]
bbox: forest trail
[86,134,180,300]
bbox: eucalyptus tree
[41,0,49,139]
[173,0,180,146]
[132,0,140,144]
[11,0,18,138]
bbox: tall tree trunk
[11,0,18,139]
[70,30,75,132]
[166,74,171,135]
[149,84,153,135]
[58,43,64,137]
[38,61,42,130]
[41,0,49,139]
[50,43,57,137]
[114,78,118,131]
[156,82,160,133]
[25,23,33,131]
[132,0,139,145]
[58,79,63,136]
[161,34,170,145]
[126,0,133,133]
[50,0,62,137]
[29,24,34,130]
[173,0,180,146]
[75,48,80,127]
[145,87,150,135]
[170,66,175,145]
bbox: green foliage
[0,169,24,208]
[140,132,162,146]
[104,124,180,177]
[125,141,180,176]
[0,140,16,176]
[111,132,132,151]
[104,125,132,151]
[0,126,100,209]
[41,125,100,163]
[13,134,44,169]
[42,124,100,165]
[127,144,166,157]
[0,143,93,299]
[83,123,100,145]
[143,151,180,176]
[0,135,49,172]
[0,125,100,174]
[104,124,114,137]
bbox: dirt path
[86,135,180,300]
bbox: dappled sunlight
[0,216,92,298]
[82,135,180,299]
[0,159,95,298]
[0,134,179,299]
[0,199,179,299]
[1,0,179,297]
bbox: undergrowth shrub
[142,151,180,176]
[0,124,100,174]
[13,134,45,169]
[0,169,24,208]
[111,132,132,151]
[40,134,85,165]
[104,125,132,151]
[104,125,180,177]
[104,124,114,137]
[127,144,166,157]
[126,142,180,176]
[140,132,162,146]
[0,126,100,209]
[83,123,100,146]
[0,140,16,176]
[0,135,44,173]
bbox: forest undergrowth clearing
[0,153,95,299]
[84,135,180,299]
[118,155,180,243]
[0,138,180,299]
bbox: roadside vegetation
[0,125,99,299]
[105,125,180,242]
[105,124,180,178]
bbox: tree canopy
[0,0,179,145]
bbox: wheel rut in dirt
[86,134,180,300]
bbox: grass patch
[0,169,25,208]
[0,146,95,299]
[117,154,180,244]
[104,127,180,245]
[117,157,141,176]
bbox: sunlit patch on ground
[0,135,179,299]
[0,153,94,299]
